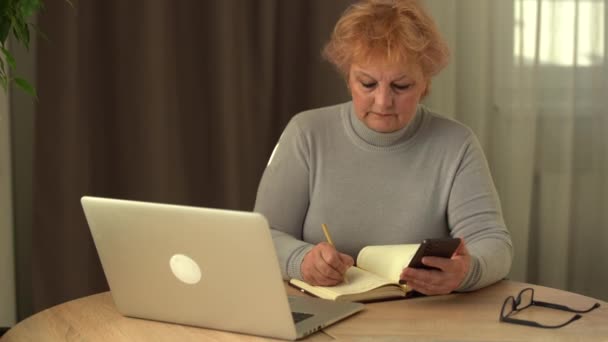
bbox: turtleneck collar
[346,102,424,149]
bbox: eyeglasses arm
[500,314,582,329]
[534,300,600,314]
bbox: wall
[10,29,37,320]
[0,52,16,326]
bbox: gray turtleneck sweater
[254,101,512,291]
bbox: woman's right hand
[300,242,354,286]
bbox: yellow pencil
[321,223,349,284]
[321,223,335,246]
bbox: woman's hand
[399,239,470,295]
[301,242,354,286]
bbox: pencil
[321,223,349,283]
[321,223,335,246]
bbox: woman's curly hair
[323,0,449,79]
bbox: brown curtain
[30,0,353,314]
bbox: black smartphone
[407,238,461,270]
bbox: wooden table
[2,280,606,341]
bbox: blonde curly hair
[323,0,449,79]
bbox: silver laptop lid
[81,196,298,340]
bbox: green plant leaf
[12,21,30,49]
[0,75,7,92]
[21,21,30,46]
[0,16,11,43]
[19,0,43,19]
[15,77,37,98]
[0,47,7,91]
[0,0,10,13]
[0,45,15,69]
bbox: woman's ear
[421,80,431,98]
[344,65,354,90]
[344,72,351,90]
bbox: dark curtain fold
[30,0,352,314]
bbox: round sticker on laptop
[169,254,202,285]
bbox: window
[514,0,605,66]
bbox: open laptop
[81,196,363,340]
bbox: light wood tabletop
[2,280,606,341]
[321,280,607,341]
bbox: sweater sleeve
[447,134,513,291]
[254,117,314,280]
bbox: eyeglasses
[500,287,600,329]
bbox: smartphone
[407,238,461,270]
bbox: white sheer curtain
[424,0,608,300]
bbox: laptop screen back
[81,196,298,340]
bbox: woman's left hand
[399,238,470,295]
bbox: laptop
[81,196,363,340]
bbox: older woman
[254,0,512,295]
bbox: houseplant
[0,0,43,97]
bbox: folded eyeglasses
[499,287,600,329]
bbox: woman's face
[348,60,428,133]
